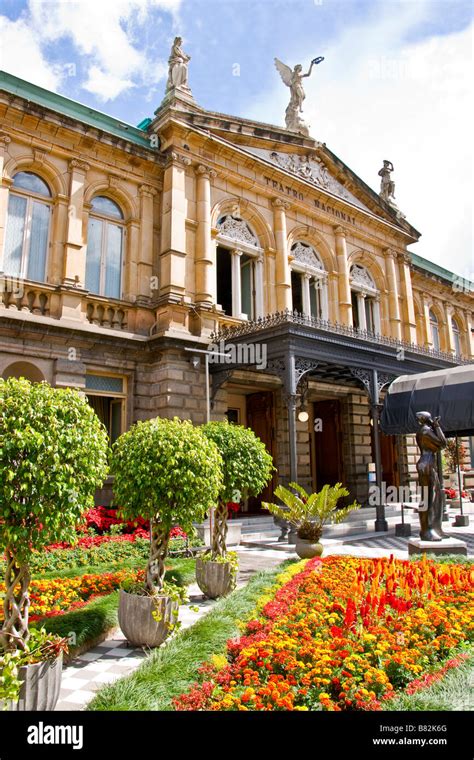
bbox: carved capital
[195,163,217,179]
[139,184,158,198]
[271,197,291,211]
[69,158,90,172]
[0,133,11,147]
[165,150,192,168]
[333,225,346,237]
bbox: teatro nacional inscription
[263,176,357,226]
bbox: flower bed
[174,555,474,711]
[0,569,142,622]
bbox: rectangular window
[85,218,103,294]
[85,374,124,393]
[365,297,375,332]
[216,246,232,315]
[27,201,50,282]
[3,195,27,276]
[105,224,123,299]
[351,290,359,329]
[240,255,254,319]
[291,270,303,313]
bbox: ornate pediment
[244,147,370,211]
[216,214,259,247]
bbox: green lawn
[87,561,292,711]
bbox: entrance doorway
[246,391,277,512]
[311,399,344,489]
[379,432,399,488]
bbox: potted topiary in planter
[196,421,274,599]
[0,378,109,710]
[111,417,222,647]
[263,482,360,559]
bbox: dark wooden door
[380,432,399,488]
[246,391,276,512]
[312,399,344,489]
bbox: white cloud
[0,14,62,90]
[251,4,473,279]
[0,0,182,101]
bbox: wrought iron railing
[212,309,471,365]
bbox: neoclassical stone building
[0,66,472,517]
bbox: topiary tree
[0,378,109,652]
[111,417,223,593]
[201,421,274,557]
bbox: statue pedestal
[408,537,468,557]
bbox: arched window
[86,196,124,299]
[2,171,52,282]
[215,214,263,320]
[290,241,328,320]
[429,309,440,351]
[452,317,461,357]
[349,264,380,333]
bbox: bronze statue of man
[415,411,447,541]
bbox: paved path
[55,521,473,710]
[55,549,283,711]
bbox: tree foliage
[112,417,223,532]
[0,378,109,558]
[201,421,274,504]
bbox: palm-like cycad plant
[263,482,360,542]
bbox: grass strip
[383,651,474,711]
[87,561,292,711]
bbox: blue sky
[0,0,473,277]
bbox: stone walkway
[55,548,283,711]
[55,522,473,710]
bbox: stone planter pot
[295,538,324,559]
[118,590,179,648]
[195,558,235,599]
[454,514,469,527]
[1,652,63,711]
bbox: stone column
[318,278,329,320]
[385,248,402,340]
[373,296,382,334]
[231,249,242,318]
[334,226,352,326]
[302,273,311,316]
[137,184,157,301]
[63,159,89,287]
[0,133,12,265]
[195,164,217,304]
[61,159,89,322]
[159,152,190,299]
[421,294,433,347]
[398,252,417,344]
[445,303,456,354]
[357,292,367,330]
[254,255,264,318]
[272,198,292,311]
[328,272,339,322]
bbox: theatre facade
[0,67,473,518]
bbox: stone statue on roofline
[166,36,193,96]
[274,56,324,136]
[378,160,406,220]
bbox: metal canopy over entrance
[208,311,463,531]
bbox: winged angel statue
[274,56,324,136]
